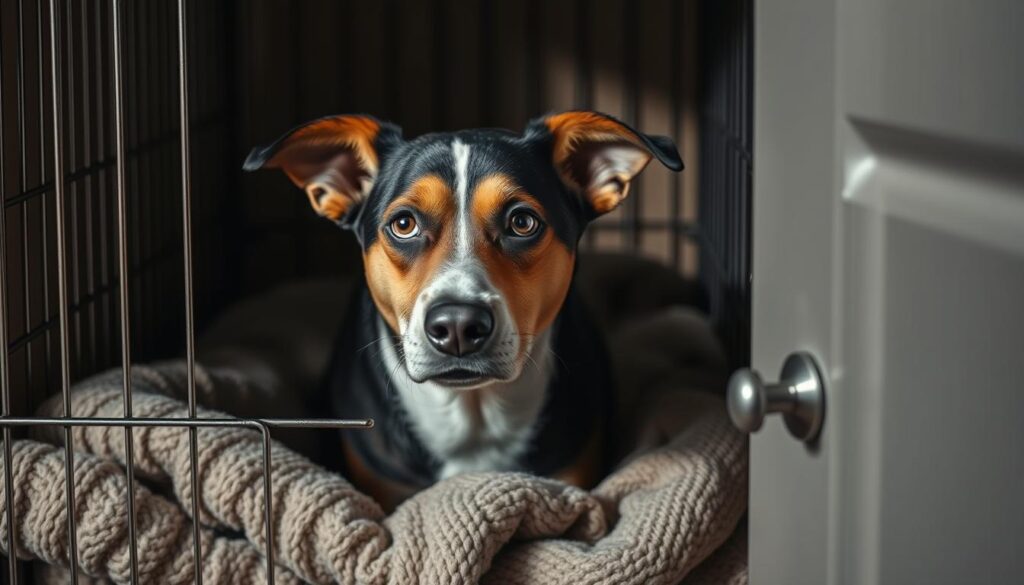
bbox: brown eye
[508,211,540,237]
[390,213,420,239]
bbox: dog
[244,111,682,509]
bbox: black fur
[243,111,682,249]
[322,284,614,490]
[357,127,587,250]
[246,112,682,497]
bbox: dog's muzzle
[399,263,521,387]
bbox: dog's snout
[425,303,494,357]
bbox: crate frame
[0,0,753,582]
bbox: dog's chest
[379,320,554,478]
[327,287,611,492]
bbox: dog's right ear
[243,115,402,227]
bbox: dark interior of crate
[0,0,750,576]
[0,0,752,419]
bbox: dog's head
[245,111,682,388]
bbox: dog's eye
[508,211,540,237]
[389,213,420,239]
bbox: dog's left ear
[527,111,683,216]
[243,114,402,227]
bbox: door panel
[843,119,1024,257]
[841,0,1024,150]
[840,209,1024,583]
[877,219,1024,582]
[754,1,1024,583]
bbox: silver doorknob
[727,351,826,442]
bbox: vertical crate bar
[622,0,640,253]
[0,231,17,584]
[669,0,682,269]
[110,0,139,581]
[175,0,206,582]
[476,0,492,128]
[15,0,30,404]
[45,0,80,580]
[256,422,275,585]
[574,0,597,250]
[0,31,20,580]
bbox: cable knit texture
[0,263,748,584]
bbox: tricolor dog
[245,111,682,508]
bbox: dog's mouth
[425,368,495,388]
[411,361,519,388]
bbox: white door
[747,1,1024,583]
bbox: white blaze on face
[398,139,524,386]
[452,138,473,261]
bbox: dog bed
[0,254,748,584]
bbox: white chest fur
[377,319,553,479]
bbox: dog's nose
[424,303,494,356]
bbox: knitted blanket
[0,258,748,584]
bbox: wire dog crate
[0,1,372,583]
[1,0,752,582]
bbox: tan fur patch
[589,183,631,215]
[471,173,575,341]
[261,115,385,223]
[544,111,644,188]
[278,115,382,175]
[342,439,414,513]
[381,174,452,220]
[367,171,573,351]
[364,174,455,332]
[312,191,352,221]
[543,112,657,217]
[552,424,604,489]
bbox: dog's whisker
[522,351,543,376]
[384,349,408,399]
[356,334,391,356]
[547,348,570,372]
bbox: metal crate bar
[174,0,204,580]
[0,413,371,584]
[698,0,753,369]
[0,3,374,583]
[2,113,223,211]
[45,0,81,581]
[0,416,375,430]
[588,219,701,235]
[0,53,19,583]
[109,0,138,581]
[669,0,683,268]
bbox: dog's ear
[527,111,683,216]
[243,115,402,226]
